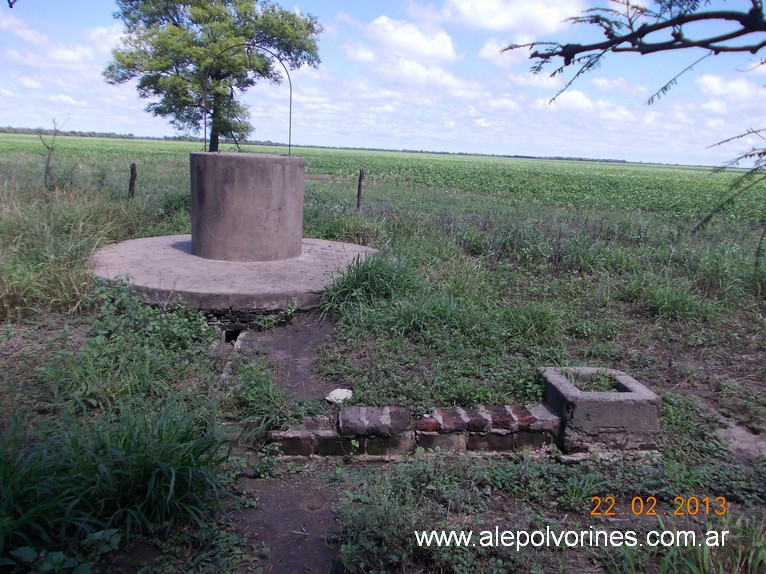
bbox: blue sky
[0,0,764,165]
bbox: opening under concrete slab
[92,234,377,311]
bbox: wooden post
[356,168,365,213]
[128,162,137,198]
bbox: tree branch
[505,4,766,68]
[7,0,18,7]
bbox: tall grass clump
[0,178,147,321]
[318,254,424,319]
[337,451,493,573]
[619,274,717,320]
[1,397,228,565]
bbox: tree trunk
[209,127,220,152]
[209,92,221,152]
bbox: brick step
[261,368,661,458]
[267,404,560,457]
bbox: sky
[0,0,764,166]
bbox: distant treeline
[0,125,636,164]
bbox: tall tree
[104,0,321,151]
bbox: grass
[335,392,766,573]
[0,132,764,572]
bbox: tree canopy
[104,0,321,151]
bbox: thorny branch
[504,0,766,92]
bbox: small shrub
[36,280,217,407]
[337,451,489,573]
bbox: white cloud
[591,77,628,91]
[18,76,42,89]
[367,16,456,61]
[705,118,726,130]
[478,36,535,67]
[442,0,586,33]
[598,102,635,122]
[84,24,124,54]
[537,90,593,111]
[6,44,96,71]
[701,99,727,114]
[0,11,48,46]
[48,94,88,106]
[487,96,519,111]
[380,58,479,99]
[508,72,561,89]
[342,42,377,64]
[474,117,498,128]
[696,74,761,100]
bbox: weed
[251,297,297,330]
[662,514,766,574]
[234,359,320,438]
[620,274,716,320]
[715,379,766,434]
[35,280,216,408]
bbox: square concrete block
[542,367,660,453]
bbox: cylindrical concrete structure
[190,152,304,262]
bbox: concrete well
[190,152,304,262]
[542,367,660,453]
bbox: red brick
[466,434,490,451]
[338,407,369,436]
[510,405,535,430]
[438,408,467,432]
[415,417,441,432]
[267,431,313,456]
[386,407,414,436]
[485,406,517,431]
[525,404,561,433]
[313,430,362,456]
[516,430,553,450]
[487,432,517,451]
[464,408,491,432]
[365,432,416,456]
[415,432,466,452]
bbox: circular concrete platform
[92,235,377,311]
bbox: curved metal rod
[202,42,293,155]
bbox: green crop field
[1,132,764,573]
[1,133,761,223]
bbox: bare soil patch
[239,312,336,401]
[236,462,344,573]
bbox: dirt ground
[235,461,345,574]
[239,312,337,402]
[3,312,763,572]
[233,313,346,572]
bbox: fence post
[356,168,365,213]
[128,162,137,198]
